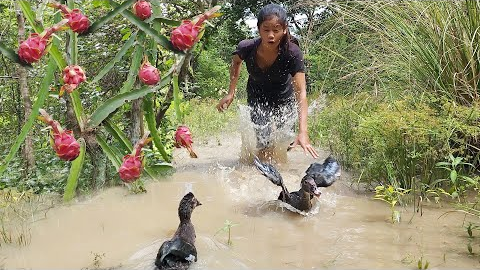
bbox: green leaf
[70,90,85,131]
[146,163,173,175]
[144,93,170,162]
[19,1,43,32]
[88,69,173,128]
[0,58,56,175]
[79,0,136,35]
[96,133,122,170]
[109,0,180,52]
[450,170,457,183]
[152,17,181,26]
[104,120,132,153]
[172,73,183,123]
[119,31,145,94]
[0,42,32,67]
[91,31,138,84]
[63,138,86,202]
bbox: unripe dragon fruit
[17,19,69,64]
[61,65,86,95]
[118,133,152,183]
[48,2,90,33]
[138,59,160,85]
[132,0,152,20]
[174,125,198,158]
[170,6,221,51]
[38,109,80,161]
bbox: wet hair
[256,4,295,51]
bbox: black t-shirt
[233,38,305,107]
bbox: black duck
[155,192,202,270]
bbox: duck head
[301,176,322,198]
[178,192,202,222]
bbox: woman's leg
[249,103,273,150]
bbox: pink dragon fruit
[60,65,86,95]
[18,19,69,64]
[38,109,80,161]
[65,9,90,33]
[174,125,198,158]
[118,155,143,183]
[170,6,221,51]
[138,58,160,85]
[48,2,90,33]
[118,133,152,183]
[132,0,152,20]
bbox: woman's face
[258,16,286,49]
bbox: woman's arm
[291,72,319,159]
[217,54,243,112]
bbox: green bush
[310,93,480,189]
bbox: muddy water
[2,133,480,269]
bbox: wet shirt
[233,38,305,107]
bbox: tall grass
[331,0,480,105]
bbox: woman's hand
[216,93,234,112]
[290,131,319,159]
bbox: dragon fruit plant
[174,125,198,158]
[48,2,90,34]
[38,109,80,161]
[132,0,152,20]
[17,19,69,64]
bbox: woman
[216,4,319,159]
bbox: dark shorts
[249,99,296,149]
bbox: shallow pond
[2,133,479,269]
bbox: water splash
[237,104,296,164]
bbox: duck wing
[253,156,283,186]
[305,156,341,187]
[253,156,290,202]
[155,237,197,269]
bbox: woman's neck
[258,41,279,55]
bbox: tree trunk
[15,2,36,175]
[130,98,144,143]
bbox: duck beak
[313,188,322,197]
[196,200,202,206]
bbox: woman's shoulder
[286,41,303,58]
[237,38,260,50]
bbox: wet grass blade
[63,138,86,202]
[0,58,56,175]
[79,0,136,35]
[108,0,180,53]
[144,93,170,162]
[87,69,173,128]
[0,42,32,67]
